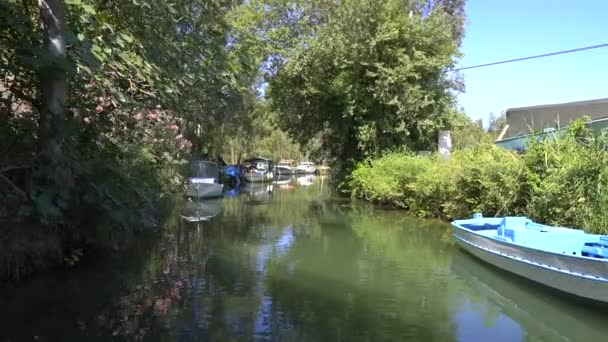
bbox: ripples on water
[1,175,608,341]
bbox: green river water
[1,175,608,341]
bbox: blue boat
[221,165,243,185]
[451,214,608,303]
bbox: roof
[243,157,273,163]
[506,97,608,112]
[503,98,608,139]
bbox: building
[496,98,608,151]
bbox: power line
[454,43,608,71]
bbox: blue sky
[457,0,608,126]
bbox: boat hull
[274,166,294,175]
[452,226,608,303]
[294,168,316,174]
[243,172,274,183]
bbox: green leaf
[119,33,134,43]
[91,44,106,63]
[82,4,97,15]
[167,3,177,15]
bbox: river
[1,175,607,341]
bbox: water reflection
[296,175,314,187]
[451,250,608,342]
[273,175,293,185]
[242,182,275,204]
[180,198,225,222]
[2,177,608,341]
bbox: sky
[457,0,608,126]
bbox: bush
[347,121,608,234]
[521,120,608,234]
[447,145,522,219]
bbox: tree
[450,112,495,149]
[487,111,507,137]
[37,0,68,166]
[0,0,264,277]
[268,0,464,173]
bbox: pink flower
[174,134,183,141]
[95,105,103,113]
[134,113,144,121]
[166,124,179,133]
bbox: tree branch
[0,165,31,174]
[0,174,27,200]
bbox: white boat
[243,157,274,183]
[185,160,224,198]
[451,214,608,304]
[295,161,317,174]
[274,159,295,175]
[243,169,274,183]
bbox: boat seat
[496,217,531,242]
[461,223,499,231]
[582,243,608,259]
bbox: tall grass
[347,120,608,234]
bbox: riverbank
[347,120,608,234]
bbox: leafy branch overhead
[245,0,467,171]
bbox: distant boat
[243,157,274,183]
[274,159,296,175]
[294,161,317,174]
[185,160,224,199]
[451,214,608,304]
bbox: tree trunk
[37,0,72,194]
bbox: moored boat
[295,161,317,174]
[451,214,608,304]
[185,160,224,199]
[242,157,274,183]
[274,159,296,175]
[221,164,243,185]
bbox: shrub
[348,121,608,234]
[447,145,522,220]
